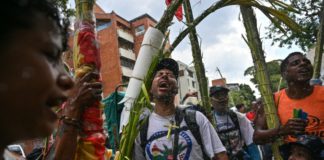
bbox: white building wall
[306,47,324,80]
[176,61,200,104]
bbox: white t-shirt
[214,111,254,156]
[3,149,24,160]
[133,111,226,160]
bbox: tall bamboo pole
[73,0,106,159]
[183,0,214,124]
[313,0,324,79]
[240,6,283,160]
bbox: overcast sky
[91,0,303,96]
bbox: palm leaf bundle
[116,1,184,159]
[73,0,106,159]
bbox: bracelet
[268,125,283,142]
[60,115,81,129]
[271,125,282,141]
[277,125,282,136]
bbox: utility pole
[215,67,235,106]
[216,67,224,79]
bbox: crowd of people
[2,0,324,160]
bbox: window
[179,70,185,77]
[192,81,196,88]
[118,37,134,50]
[122,76,130,84]
[135,25,145,36]
[120,57,135,69]
[188,70,193,77]
[96,20,112,31]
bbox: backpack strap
[172,108,185,160]
[184,109,210,160]
[140,108,210,159]
[139,109,188,158]
[228,110,242,138]
[139,116,149,155]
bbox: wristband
[60,115,81,129]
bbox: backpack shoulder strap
[140,115,149,153]
[184,109,201,145]
[228,110,240,129]
[184,109,210,159]
[229,110,245,144]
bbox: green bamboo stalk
[183,0,214,125]
[155,0,185,33]
[240,6,283,160]
[313,0,324,79]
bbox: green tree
[229,84,256,107]
[265,0,322,51]
[53,0,75,18]
[244,60,287,92]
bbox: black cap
[153,58,179,79]
[209,85,229,96]
[279,135,324,160]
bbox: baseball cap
[153,58,179,79]
[209,85,229,97]
[279,135,324,160]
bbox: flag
[165,0,183,21]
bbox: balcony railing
[121,66,133,77]
[119,48,136,60]
[117,29,134,43]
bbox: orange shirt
[275,86,324,142]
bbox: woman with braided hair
[0,1,102,159]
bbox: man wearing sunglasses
[210,86,260,160]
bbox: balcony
[119,48,136,60]
[121,66,133,77]
[117,29,134,43]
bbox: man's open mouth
[158,81,169,89]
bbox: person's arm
[253,103,307,144]
[196,112,228,160]
[181,91,198,104]
[213,151,228,160]
[46,72,102,160]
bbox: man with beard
[210,86,260,160]
[253,52,324,144]
[133,58,228,160]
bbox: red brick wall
[98,14,123,97]
[65,5,161,97]
[131,17,156,57]
[212,78,227,87]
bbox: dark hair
[235,103,244,110]
[0,0,69,51]
[280,52,304,75]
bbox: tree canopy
[244,60,287,92]
[229,84,256,107]
[53,0,75,19]
[265,0,322,51]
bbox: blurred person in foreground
[279,135,324,160]
[0,1,102,159]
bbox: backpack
[139,108,210,159]
[214,110,247,159]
